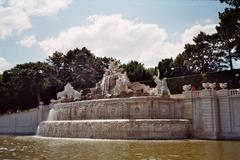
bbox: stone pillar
[192,89,219,139]
[217,89,232,138]
[182,91,193,120]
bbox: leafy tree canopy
[220,0,240,8]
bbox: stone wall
[0,106,49,135]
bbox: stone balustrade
[183,84,240,139]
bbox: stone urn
[219,83,228,90]
[182,84,191,91]
[209,82,216,89]
[202,82,210,90]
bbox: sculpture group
[52,60,171,103]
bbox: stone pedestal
[192,89,219,139]
[183,91,193,120]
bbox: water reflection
[0,136,240,160]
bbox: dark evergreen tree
[122,60,153,82]
[216,7,240,70]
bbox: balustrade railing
[191,91,201,97]
[229,89,240,97]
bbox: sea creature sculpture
[56,83,82,100]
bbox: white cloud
[0,57,10,73]
[181,24,217,44]
[18,35,37,48]
[9,0,73,16]
[39,14,217,67]
[0,6,31,39]
[0,0,73,39]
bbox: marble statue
[150,70,161,95]
[100,71,111,97]
[96,60,131,97]
[112,72,131,96]
[160,78,171,97]
[56,83,82,100]
[150,70,170,97]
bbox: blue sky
[0,0,228,72]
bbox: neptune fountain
[37,60,190,139]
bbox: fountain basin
[48,96,183,120]
[37,119,190,139]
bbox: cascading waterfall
[36,96,191,139]
[47,108,58,121]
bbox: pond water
[0,136,240,160]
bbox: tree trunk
[229,49,233,70]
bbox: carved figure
[150,70,170,97]
[154,70,162,91]
[97,60,131,97]
[56,83,82,101]
[160,78,171,97]
[182,84,191,91]
[113,72,131,95]
[100,71,111,96]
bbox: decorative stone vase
[202,82,210,90]
[209,82,216,90]
[219,83,228,90]
[182,84,191,91]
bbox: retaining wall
[0,105,50,135]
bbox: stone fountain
[37,60,190,139]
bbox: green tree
[220,0,240,8]
[48,47,110,90]
[0,62,57,113]
[47,51,64,68]
[172,53,190,76]
[122,61,153,82]
[157,58,174,78]
[180,32,226,73]
[216,7,240,70]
